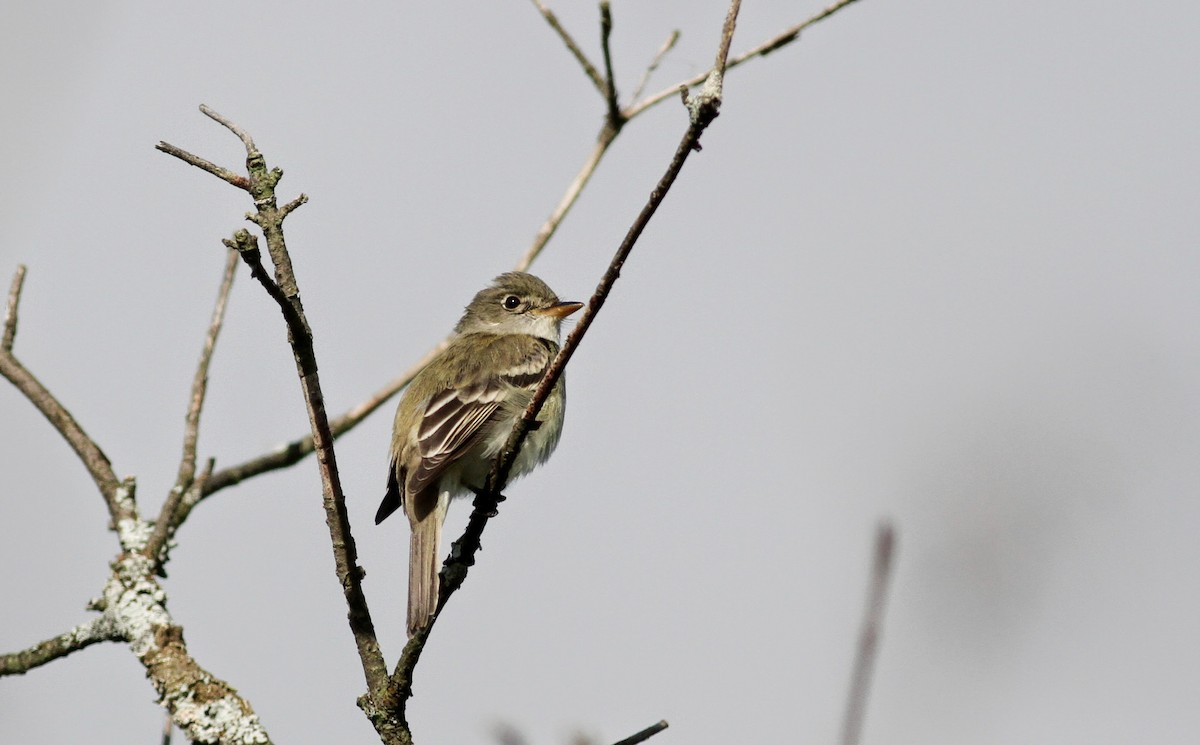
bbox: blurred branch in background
[841,522,897,745]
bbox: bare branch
[166,111,391,726]
[200,103,257,153]
[279,193,309,219]
[145,248,239,565]
[529,0,606,96]
[3,264,26,352]
[155,141,249,190]
[711,0,741,75]
[176,247,237,493]
[611,720,669,745]
[599,3,622,125]
[0,616,121,675]
[629,30,680,104]
[625,0,865,119]
[840,522,897,745]
[514,125,619,273]
[0,274,127,523]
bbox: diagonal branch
[385,0,745,717]
[514,123,620,273]
[629,29,680,104]
[840,522,897,745]
[144,248,239,565]
[529,0,606,96]
[155,141,249,190]
[611,720,670,745]
[0,615,122,676]
[0,267,128,526]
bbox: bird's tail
[408,502,445,636]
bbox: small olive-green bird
[376,272,582,636]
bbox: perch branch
[385,0,744,718]
[183,0,866,502]
[840,522,897,745]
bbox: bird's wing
[405,335,555,498]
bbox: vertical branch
[144,248,239,565]
[159,108,389,729]
[3,264,26,351]
[840,522,897,745]
[599,2,622,125]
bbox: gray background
[2,1,1198,743]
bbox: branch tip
[612,720,669,745]
[3,264,27,352]
[530,0,607,97]
[199,104,257,154]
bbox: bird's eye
[502,295,522,311]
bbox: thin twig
[630,30,680,104]
[625,0,865,119]
[145,248,238,565]
[514,125,619,273]
[200,103,256,152]
[3,264,27,352]
[599,3,622,125]
[389,0,745,709]
[0,615,121,675]
[0,303,126,524]
[840,522,897,745]
[611,720,669,745]
[529,0,607,96]
[155,141,249,190]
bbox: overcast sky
[2,1,1198,744]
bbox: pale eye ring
[502,295,522,311]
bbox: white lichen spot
[103,560,172,657]
[173,692,270,744]
[116,517,153,552]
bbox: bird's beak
[534,300,584,319]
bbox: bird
[376,271,582,636]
